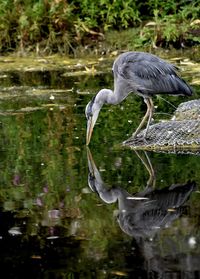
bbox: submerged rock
[123,99,200,153]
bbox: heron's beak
[86,108,100,145]
[87,147,96,175]
[86,116,95,145]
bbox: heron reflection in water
[87,148,195,239]
[85,51,193,145]
[87,149,196,277]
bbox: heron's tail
[156,73,193,97]
[178,77,193,96]
[149,74,193,97]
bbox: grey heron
[85,51,193,145]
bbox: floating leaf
[111,270,128,276]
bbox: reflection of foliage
[0,70,199,278]
[0,70,200,211]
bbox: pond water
[0,53,200,278]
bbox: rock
[123,99,200,154]
[174,99,200,120]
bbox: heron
[85,51,193,145]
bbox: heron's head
[85,95,102,145]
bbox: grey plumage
[86,51,193,145]
[113,52,192,97]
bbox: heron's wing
[114,52,177,79]
[113,52,192,96]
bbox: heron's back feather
[113,52,193,97]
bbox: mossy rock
[123,99,200,154]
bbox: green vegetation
[0,0,199,55]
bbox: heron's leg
[144,151,155,188]
[144,97,154,138]
[132,97,151,138]
[135,150,155,188]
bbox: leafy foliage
[0,0,199,54]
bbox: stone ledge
[123,100,200,154]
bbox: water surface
[0,53,199,278]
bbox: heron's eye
[89,173,95,182]
[86,110,92,120]
[88,173,96,191]
[85,101,93,120]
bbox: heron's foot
[130,133,149,144]
[140,136,149,144]
[131,131,141,138]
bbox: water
[0,55,199,278]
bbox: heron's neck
[95,89,120,105]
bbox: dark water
[0,63,199,279]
